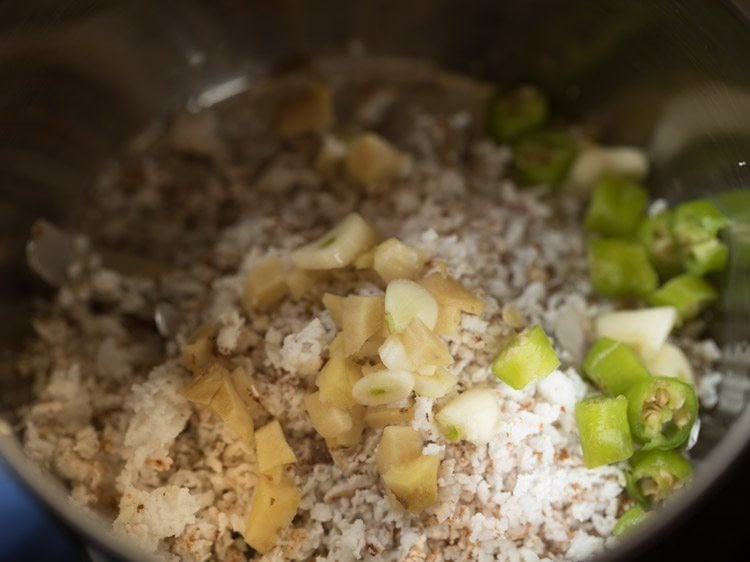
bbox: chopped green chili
[491,325,560,390]
[582,338,651,397]
[575,395,634,468]
[673,199,729,275]
[684,238,728,276]
[626,376,698,450]
[625,449,693,508]
[613,505,649,537]
[648,274,717,324]
[637,211,683,279]
[673,199,727,243]
[584,177,649,238]
[513,131,576,188]
[587,238,658,298]
[487,85,549,144]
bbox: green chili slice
[513,131,576,188]
[626,376,698,450]
[625,449,693,508]
[587,238,658,298]
[637,211,683,279]
[648,274,717,324]
[582,338,651,397]
[584,177,649,238]
[487,85,549,144]
[684,238,728,276]
[613,504,649,537]
[575,395,634,468]
[491,325,560,390]
[673,199,729,276]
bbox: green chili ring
[625,449,693,508]
[626,376,698,450]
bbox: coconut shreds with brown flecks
[14,61,722,562]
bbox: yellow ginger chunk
[341,295,385,356]
[255,420,297,475]
[364,405,415,428]
[183,364,254,442]
[434,303,463,336]
[353,335,385,361]
[244,476,300,553]
[401,318,454,369]
[353,247,376,269]
[326,405,365,448]
[286,268,322,298]
[304,391,352,438]
[242,255,288,312]
[316,355,362,408]
[419,272,484,315]
[229,366,264,417]
[413,367,458,399]
[276,81,333,138]
[180,324,216,375]
[419,272,484,334]
[382,455,440,513]
[373,238,426,283]
[376,426,423,475]
[322,293,345,328]
[328,332,345,358]
[345,132,403,189]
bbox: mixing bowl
[1,1,749,560]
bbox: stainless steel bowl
[1,1,749,559]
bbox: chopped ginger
[434,304,463,336]
[326,405,365,448]
[382,455,440,513]
[245,476,300,553]
[376,426,422,475]
[180,324,216,375]
[276,81,333,138]
[413,367,458,398]
[353,247,376,269]
[373,238,426,283]
[255,420,297,475]
[229,366,264,417]
[401,318,454,369]
[322,293,345,328]
[341,295,385,356]
[286,268,321,298]
[354,335,386,361]
[419,272,484,315]
[183,364,254,443]
[345,132,403,189]
[304,391,352,438]
[242,255,288,312]
[316,355,362,408]
[364,405,415,428]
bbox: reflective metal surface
[0,1,749,560]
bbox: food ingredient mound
[13,61,724,561]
